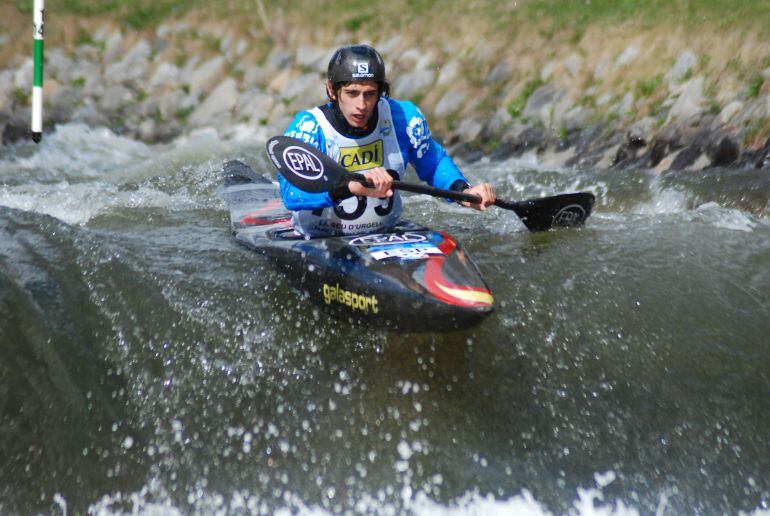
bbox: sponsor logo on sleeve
[407,116,430,158]
[283,146,324,180]
[338,140,384,172]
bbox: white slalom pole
[31,0,45,143]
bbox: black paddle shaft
[266,135,595,231]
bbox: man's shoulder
[385,97,424,121]
[284,109,324,147]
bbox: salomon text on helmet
[327,44,390,97]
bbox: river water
[1,124,768,515]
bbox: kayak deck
[221,160,493,331]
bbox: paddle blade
[497,192,596,232]
[266,136,343,193]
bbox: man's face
[332,80,379,128]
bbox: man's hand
[461,183,496,211]
[348,167,394,198]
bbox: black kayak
[221,160,494,331]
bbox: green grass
[746,75,765,99]
[636,75,662,98]
[11,0,770,34]
[507,78,544,119]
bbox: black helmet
[327,45,389,96]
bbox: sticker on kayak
[348,232,427,246]
[370,244,443,261]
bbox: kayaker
[279,44,496,237]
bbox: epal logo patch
[407,116,430,158]
[338,140,383,172]
[283,146,324,180]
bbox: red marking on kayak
[241,215,291,226]
[423,232,493,307]
[240,199,290,225]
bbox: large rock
[666,77,704,124]
[99,84,136,113]
[236,89,276,125]
[0,70,12,112]
[392,69,436,99]
[455,118,483,144]
[150,62,181,89]
[296,46,332,73]
[717,101,744,125]
[523,83,566,126]
[668,50,697,84]
[281,73,323,101]
[105,39,151,85]
[564,54,583,77]
[188,78,239,127]
[13,59,33,90]
[47,86,83,123]
[614,45,639,69]
[188,57,226,96]
[485,61,511,84]
[433,89,466,118]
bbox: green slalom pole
[31,0,45,143]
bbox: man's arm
[393,100,495,210]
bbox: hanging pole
[31,0,45,143]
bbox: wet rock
[628,117,656,147]
[47,86,83,123]
[669,143,704,170]
[706,135,740,167]
[1,118,30,145]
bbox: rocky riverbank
[2,11,770,172]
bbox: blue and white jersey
[280,97,467,236]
